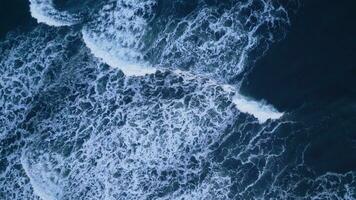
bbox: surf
[29,0,80,26]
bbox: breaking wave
[78,0,288,121]
[1,0,355,200]
[29,0,81,26]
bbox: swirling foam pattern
[0,0,355,199]
[81,0,289,81]
[29,0,82,26]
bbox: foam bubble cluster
[21,70,239,199]
[146,0,289,82]
[29,0,81,26]
[80,0,289,82]
[1,1,355,199]
[81,0,157,75]
[0,26,86,199]
[1,26,240,199]
[28,0,288,121]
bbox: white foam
[21,155,62,200]
[232,93,283,123]
[29,0,79,27]
[18,70,237,199]
[81,35,283,122]
[172,73,284,123]
[222,85,284,123]
[82,30,157,76]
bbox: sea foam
[222,84,283,123]
[29,0,79,27]
[82,30,157,76]
[232,93,284,123]
[21,156,62,200]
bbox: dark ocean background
[241,0,356,174]
[0,0,356,199]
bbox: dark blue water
[0,0,355,199]
[241,0,356,174]
[0,0,34,39]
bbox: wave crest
[29,0,81,26]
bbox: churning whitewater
[1,0,355,199]
[31,0,285,122]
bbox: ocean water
[0,0,355,199]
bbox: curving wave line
[29,0,80,27]
[28,0,285,121]
[177,71,284,123]
[232,93,284,123]
[21,155,62,200]
[78,0,286,122]
[1,19,355,199]
[82,30,157,76]
[80,0,157,76]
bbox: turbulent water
[0,0,355,199]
